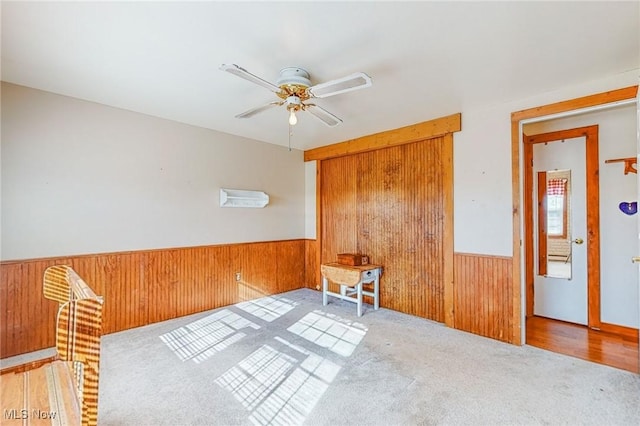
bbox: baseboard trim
[598,322,639,341]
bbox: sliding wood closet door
[321,137,445,321]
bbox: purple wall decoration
[619,201,637,215]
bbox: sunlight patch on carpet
[236,296,299,322]
[287,310,368,357]
[160,309,259,363]
[215,337,341,426]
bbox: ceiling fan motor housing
[276,67,311,88]
[277,67,312,101]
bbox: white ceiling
[2,1,639,151]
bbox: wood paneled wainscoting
[0,240,305,359]
[453,253,514,343]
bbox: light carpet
[97,289,640,425]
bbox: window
[547,178,567,239]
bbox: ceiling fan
[220,64,372,127]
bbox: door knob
[632,257,640,264]
[573,238,584,245]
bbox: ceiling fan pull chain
[288,123,292,151]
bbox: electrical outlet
[235,272,241,282]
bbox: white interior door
[533,137,588,325]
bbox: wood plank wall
[453,253,513,343]
[310,112,516,344]
[304,239,319,290]
[0,240,305,359]
[321,138,446,321]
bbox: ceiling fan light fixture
[285,95,302,106]
[286,96,301,125]
[221,63,373,128]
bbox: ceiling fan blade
[308,72,372,98]
[235,101,284,119]
[303,104,343,127]
[220,64,281,93]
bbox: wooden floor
[526,316,639,373]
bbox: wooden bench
[1,265,104,426]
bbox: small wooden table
[320,262,382,317]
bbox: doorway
[523,126,600,327]
[510,85,639,372]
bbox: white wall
[1,83,306,260]
[303,70,640,253]
[525,105,638,328]
[453,69,639,256]
[304,161,316,239]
